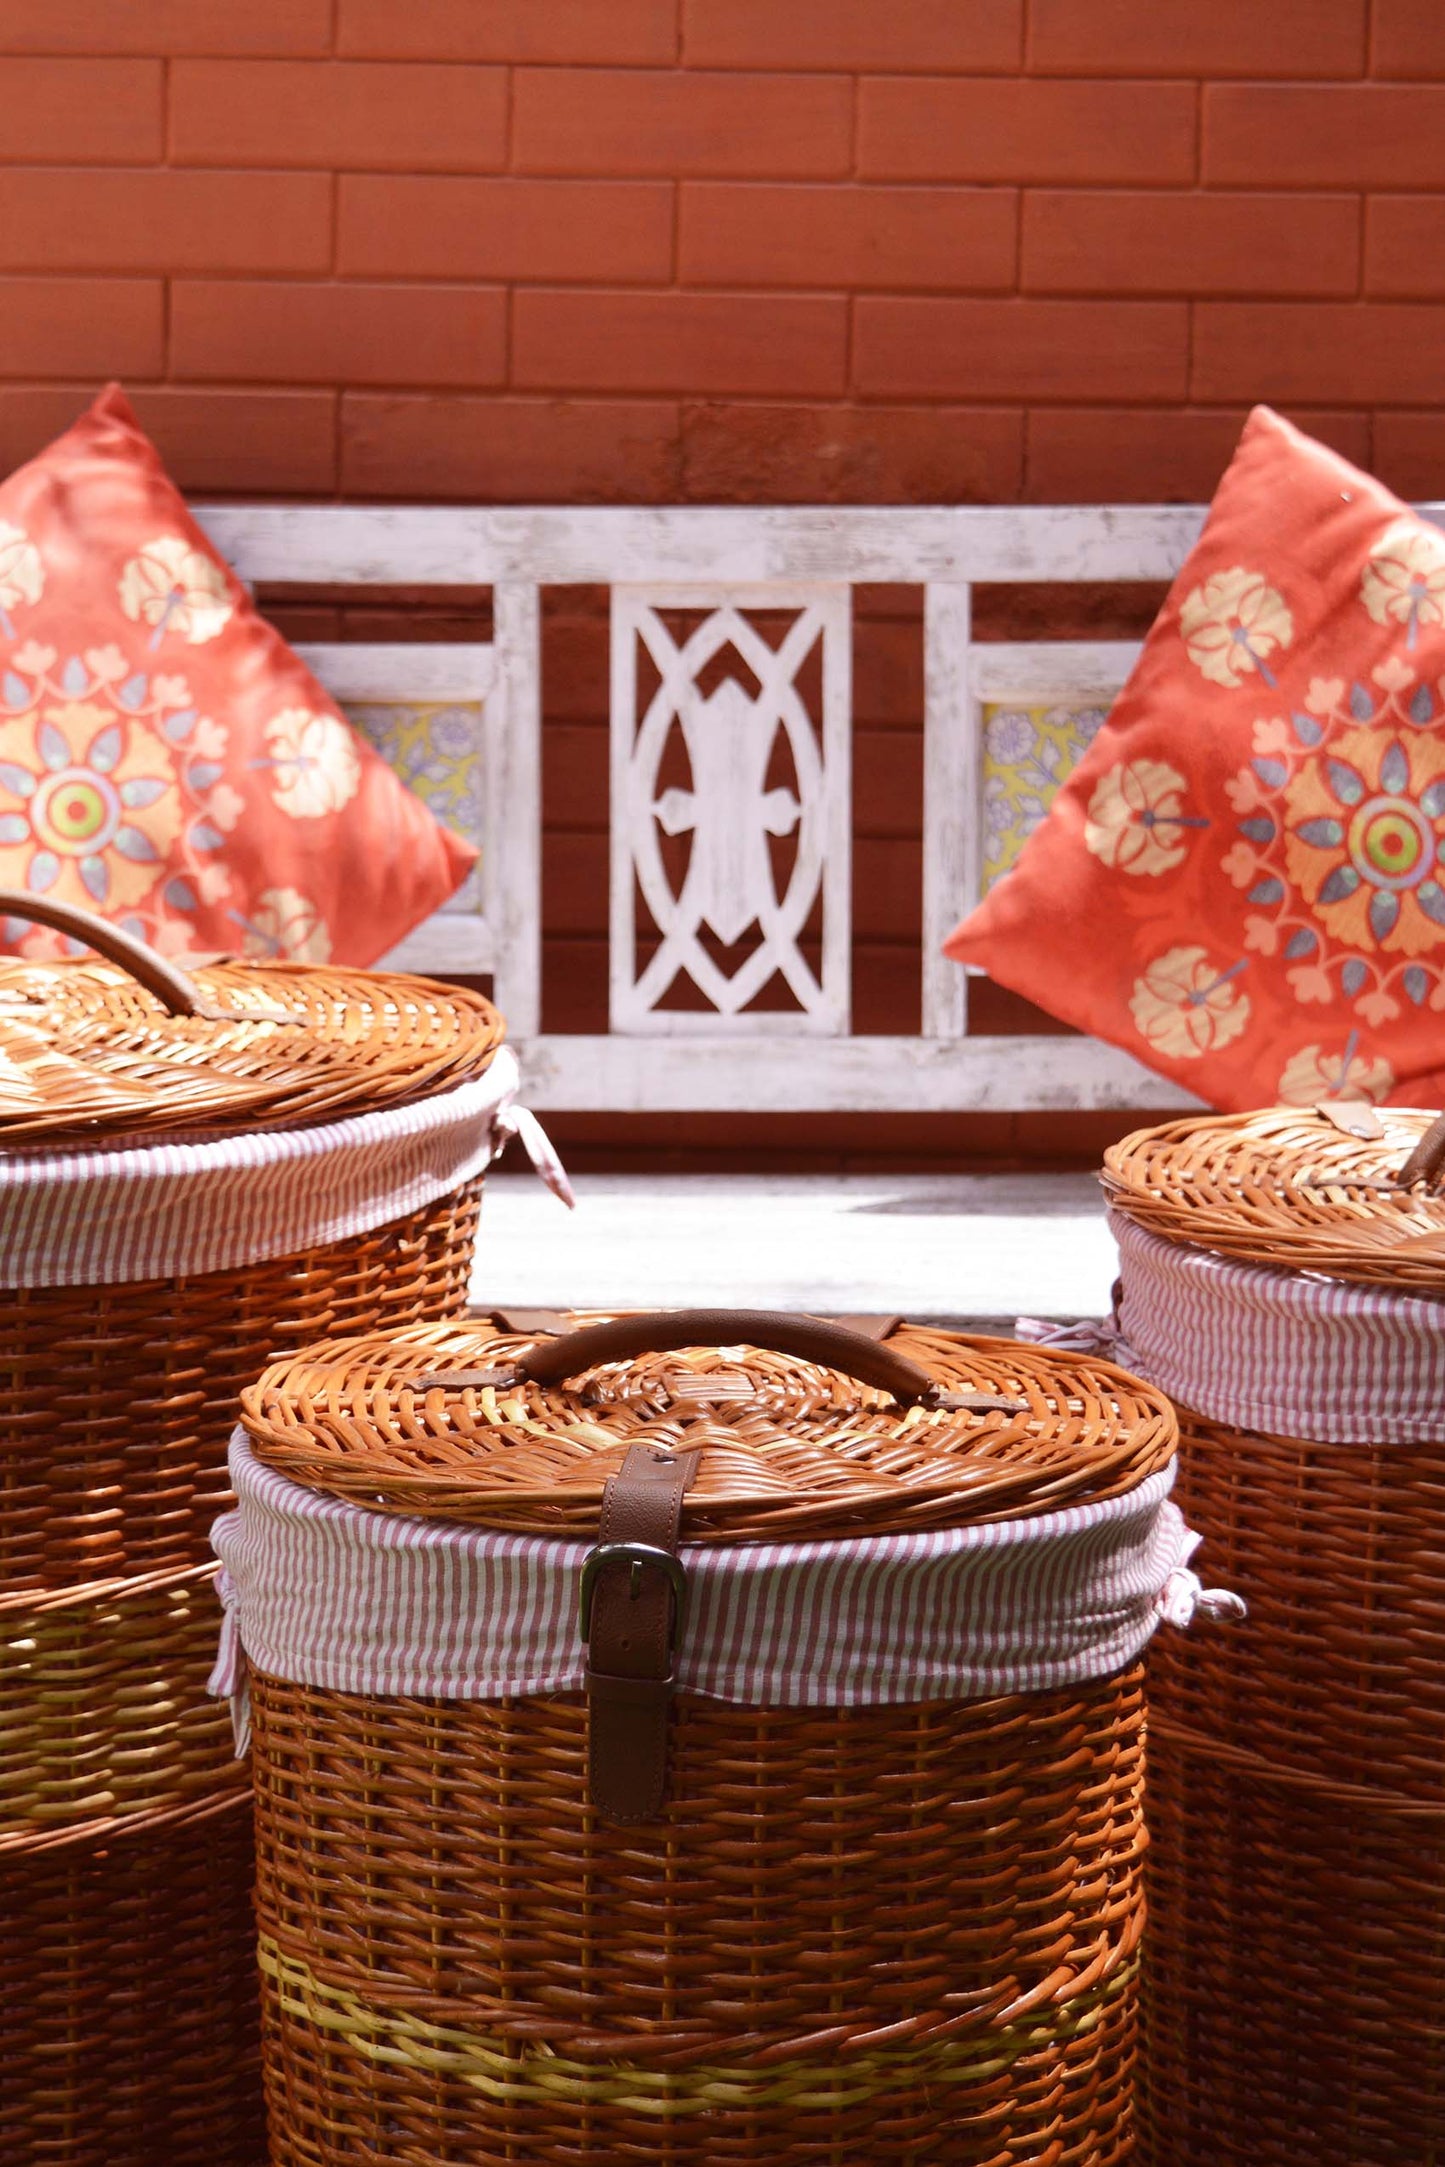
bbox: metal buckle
[578,1542,689,1646]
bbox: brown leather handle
[0,888,207,1017]
[1398,1110,1445,1189]
[515,1308,940,1406]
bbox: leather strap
[584,1441,699,1824]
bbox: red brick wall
[0,0,1439,503]
[1,2,1441,1167]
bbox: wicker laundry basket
[0,891,564,2167]
[214,1307,1231,2166]
[1100,1102,1445,2167]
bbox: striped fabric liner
[0,1046,571,1289]
[1104,1210,1445,1446]
[209,1432,1239,1747]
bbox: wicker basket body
[1,1794,264,2167]
[0,911,508,2167]
[253,1673,1146,2167]
[1140,1407,1445,2167]
[227,1312,1189,2166]
[1103,1105,1445,2167]
[1,1183,482,1591]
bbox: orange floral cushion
[0,385,474,965]
[946,406,1445,1111]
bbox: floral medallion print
[262,708,361,819]
[232,887,332,963]
[0,644,240,942]
[118,536,233,647]
[981,702,1108,888]
[1277,1035,1395,1106]
[1179,567,1294,689]
[1084,759,1205,875]
[0,523,43,641]
[1222,660,1445,1023]
[1129,945,1251,1060]
[1360,519,1445,651]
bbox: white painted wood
[470,1170,1118,1320]
[971,641,1141,700]
[296,642,495,704]
[193,495,1315,1114]
[197,502,1222,588]
[490,583,542,1037]
[512,1031,1201,1112]
[921,583,974,1040]
[609,586,851,1035]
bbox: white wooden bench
[196,502,1443,1118]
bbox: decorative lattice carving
[610,589,850,1034]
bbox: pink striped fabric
[0,1047,571,1288]
[209,1431,1239,1751]
[1100,1210,1445,1446]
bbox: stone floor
[470,1170,1114,1329]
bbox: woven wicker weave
[254,1675,1145,2167]
[0,1792,263,2167]
[240,1314,1175,2164]
[0,953,504,1146]
[0,897,503,2167]
[242,1318,1177,1539]
[1103,1101,1445,1290]
[1138,1406,1445,2167]
[1103,1100,1445,2164]
[3,1184,482,1591]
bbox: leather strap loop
[583,1440,699,1824]
[514,1308,937,1406]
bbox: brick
[0,1,330,52]
[1193,302,1445,403]
[1025,407,1373,503]
[339,177,672,282]
[1029,0,1365,76]
[682,0,1021,70]
[680,402,1023,503]
[343,395,680,500]
[514,291,848,396]
[0,281,162,379]
[339,0,676,62]
[169,282,506,388]
[0,170,332,275]
[1205,86,1445,188]
[1366,196,1445,296]
[170,60,506,173]
[0,59,160,162]
[1023,191,1358,298]
[1372,2,1445,79]
[859,79,1196,185]
[853,299,1188,402]
[679,184,1016,293]
[514,68,852,180]
[1373,413,1445,498]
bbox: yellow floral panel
[344,701,485,912]
[981,701,1109,889]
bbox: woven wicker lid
[0,892,504,1147]
[1103,1102,1445,1291]
[240,1309,1178,1543]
